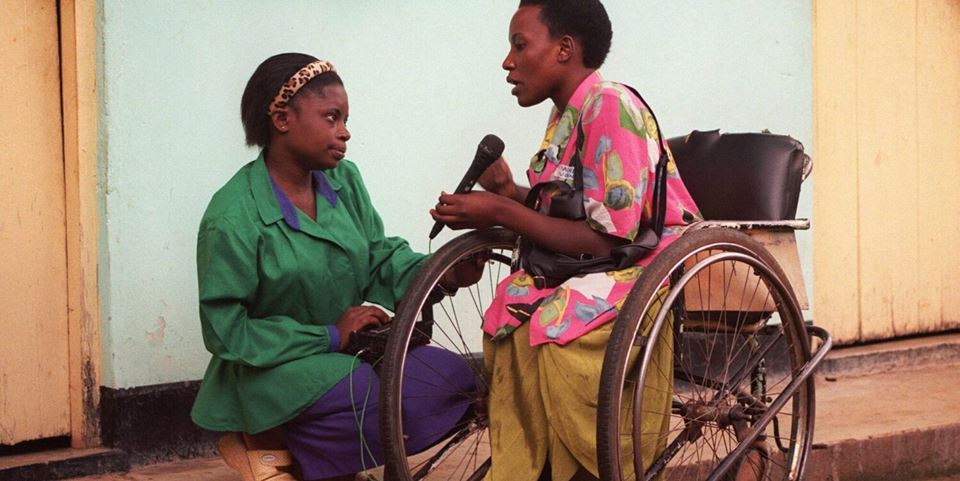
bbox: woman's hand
[438,251,489,290]
[335,306,389,351]
[478,157,527,203]
[430,190,512,231]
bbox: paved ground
[69,458,232,481]
[61,333,960,480]
[814,363,959,444]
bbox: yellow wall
[813,0,960,344]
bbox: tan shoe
[247,449,297,481]
[218,433,255,481]
[218,432,297,481]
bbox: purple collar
[267,171,338,231]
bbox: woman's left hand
[429,191,510,231]
[438,251,489,290]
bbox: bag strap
[621,84,670,242]
[571,120,586,192]
[523,121,586,211]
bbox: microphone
[429,134,505,239]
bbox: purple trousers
[284,346,478,480]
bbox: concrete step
[0,447,129,481]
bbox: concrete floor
[63,356,960,481]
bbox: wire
[349,352,382,474]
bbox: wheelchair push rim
[380,228,517,481]
[598,228,818,481]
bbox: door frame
[60,0,101,449]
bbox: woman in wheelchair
[429,1,701,480]
[190,53,485,481]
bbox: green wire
[359,357,379,466]
[348,353,382,474]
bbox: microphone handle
[428,221,445,239]
[429,176,480,239]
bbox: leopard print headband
[267,59,337,115]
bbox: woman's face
[284,84,351,170]
[502,6,563,107]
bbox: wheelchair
[377,135,832,481]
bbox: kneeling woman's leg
[283,347,478,480]
[284,362,383,481]
[398,345,479,453]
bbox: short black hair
[240,52,343,148]
[518,0,612,69]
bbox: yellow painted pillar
[61,0,102,448]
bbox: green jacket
[190,153,426,433]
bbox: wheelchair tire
[597,228,814,481]
[380,228,518,481]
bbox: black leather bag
[518,85,668,289]
[667,130,810,221]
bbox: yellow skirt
[482,308,674,481]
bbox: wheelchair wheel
[598,228,814,481]
[380,228,517,481]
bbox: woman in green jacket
[191,53,479,481]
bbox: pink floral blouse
[482,72,701,346]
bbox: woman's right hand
[335,306,389,351]
[478,157,523,202]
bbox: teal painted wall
[98,0,812,388]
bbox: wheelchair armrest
[687,219,810,232]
